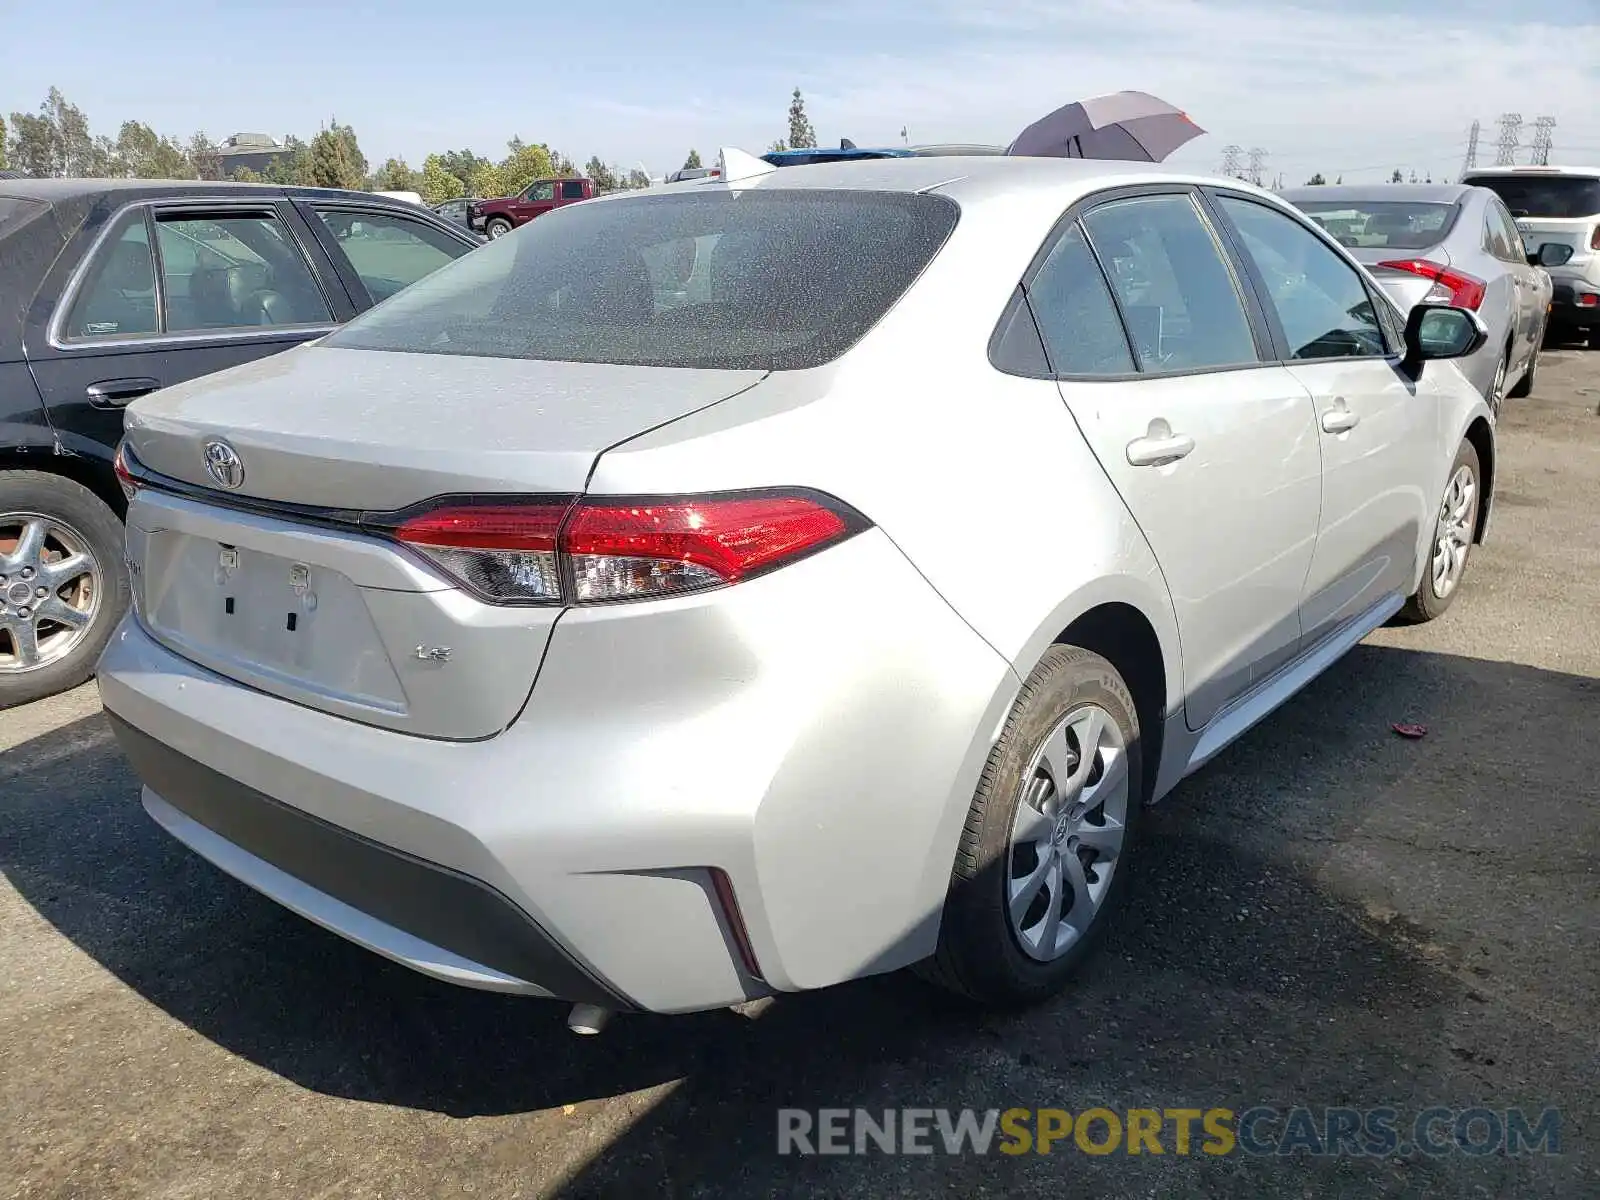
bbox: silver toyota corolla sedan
[1280,182,1568,412]
[98,154,1495,1029]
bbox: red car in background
[470,177,596,239]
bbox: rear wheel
[919,646,1142,1007]
[485,217,513,239]
[1399,440,1480,624]
[0,472,129,708]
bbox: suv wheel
[919,645,1143,1007]
[485,217,513,239]
[0,471,129,708]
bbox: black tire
[0,471,129,709]
[918,645,1144,1007]
[485,217,512,239]
[1508,339,1537,399]
[1399,440,1481,624]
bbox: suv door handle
[1125,431,1196,467]
[1321,407,1360,434]
[86,378,160,408]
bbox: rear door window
[62,208,160,340]
[1079,193,1260,372]
[154,211,332,332]
[325,189,960,370]
[312,207,467,304]
[1025,221,1136,375]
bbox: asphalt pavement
[3,349,1597,1198]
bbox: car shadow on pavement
[1,642,1594,1197]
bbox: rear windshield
[1465,174,1600,219]
[1293,200,1457,250]
[326,189,959,370]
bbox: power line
[1494,113,1523,166]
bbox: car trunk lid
[1349,245,1454,311]
[121,344,766,738]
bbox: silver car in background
[98,156,1495,1028]
[1281,183,1567,410]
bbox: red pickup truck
[470,177,595,239]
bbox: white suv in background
[1462,166,1600,344]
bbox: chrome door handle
[1125,432,1196,467]
[1321,408,1360,433]
[86,378,160,408]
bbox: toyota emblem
[202,439,245,490]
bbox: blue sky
[4,0,1598,184]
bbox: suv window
[561,180,586,200]
[1466,174,1600,219]
[326,189,959,370]
[1485,200,1527,264]
[1216,196,1388,360]
[1026,221,1135,375]
[1080,193,1259,372]
[314,208,465,303]
[526,181,556,202]
[63,209,159,340]
[154,212,332,332]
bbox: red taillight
[387,492,863,605]
[1589,225,1600,251]
[1377,259,1487,310]
[112,442,140,500]
[563,494,851,602]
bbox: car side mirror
[1528,241,1575,268]
[1401,304,1488,379]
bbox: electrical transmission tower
[1247,147,1267,187]
[1530,116,1556,166]
[1494,113,1523,166]
[1220,144,1243,178]
[1462,119,1480,176]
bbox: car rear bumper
[1550,279,1600,326]
[98,528,1016,1014]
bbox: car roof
[1279,183,1475,205]
[0,177,403,207]
[660,153,1279,207]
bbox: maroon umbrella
[1007,91,1205,161]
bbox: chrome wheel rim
[1431,464,1477,600]
[0,512,101,674]
[487,221,506,238]
[1006,703,1131,962]
[1490,355,1507,408]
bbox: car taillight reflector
[1590,225,1600,251]
[387,492,864,605]
[113,442,141,500]
[395,502,571,603]
[1377,259,1487,310]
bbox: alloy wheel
[1006,703,1131,962]
[1431,464,1477,600]
[0,513,102,674]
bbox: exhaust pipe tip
[567,1003,613,1035]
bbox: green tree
[468,162,506,198]
[7,88,100,176]
[437,149,487,192]
[231,166,265,183]
[1305,172,1326,186]
[499,142,554,195]
[374,156,421,193]
[420,154,465,204]
[768,139,788,154]
[584,156,619,192]
[0,115,6,170]
[263,136,309,185]
[113,121,193,179]
[787,87,817,150]
[6,110,56,176]
[683,148,702,170]
[304,122,366,189]
[551,150,578,176]
[1390,169,1404,183]
[626,167,651,190]
[186,132,222,180]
